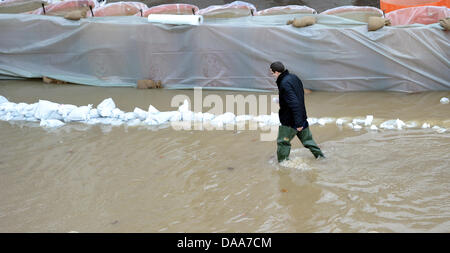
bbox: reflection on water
[0,80,449,232]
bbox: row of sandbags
[1,95,448,133]
[1,0,449,26]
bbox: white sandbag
[235,114,253,122]
[147,14,203,26]
[148,105,160,114]
[440,97,449,104]
[96,118,114,125]
[432,126,447,133]
[110,118,124,126]
[352,118,366,125]
[58,104,78,118]
[406,121,418,128]
[0,102,17,113]
[133,107,148,120]
[1,112,13,121]
[318,117,335,126]
[148,111,178,125]
[380,119,405,130]
[169,111,182,122]
[111,108,125,119]
[336,118,346,125]
[212,112,236,125]
[0,95,8,104]
[370,125,378,131]
[97,98,116,117]
[202,112,215,122]
[124,112,136,121]
[193,112,204,122]
[86,118,100,125]
[178,99,189,113]
[422,123,431,128]
[126,118,141,126]
[89,108,100,118]
[34,100,63,120]
[307,117,319,125]
[365,115,374,126]
[15,102,28,116]
[269,112,280,125]
[181,111,194,121]
[253,113,279,126]
[143,117,158,125]
[25,116,39,122]
[66,105,92,122]
[40,119,65,128]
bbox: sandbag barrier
[0,95,448,134]
[16,1,449,28]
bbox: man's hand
[297,127,303,132]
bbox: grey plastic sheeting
[0,13,449,92]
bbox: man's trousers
[277,125,324,162]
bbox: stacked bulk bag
[385,6,450,25]
[320,6,384,23]
[256,5,317,16]
[198,1,257,18]
[380,0,449,13]
[27,0,96,16]
[88,1,147,17]
[0,0,48,13]
[137,3,199,17]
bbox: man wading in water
[270,61,325,162]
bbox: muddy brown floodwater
[0,80,449,232]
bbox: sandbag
[137,80,162,89]
[133,107,148,120]
[43,76,69,84]
[137,3,199,17]
[66,105,92,122]
[148,105,160,115]
[198,1,256,18]
[386,6,450,26]
[34,100,62,120]
[257,5,316,16]
[64,7,89,20]
[440,17,450,30]
[368,17,391,31]
[321,6,383,23]
[89,108,100,118]
[40,119,65,128]
[97,98,116,117]
[88,1,147,17]
[58,104,78,118]
[16,102,37,118]
[288,16,316,28]
[145,111,174,125]
[0,95,8,104]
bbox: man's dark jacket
[276,69,309,130]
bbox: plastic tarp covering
[0,13,449,92]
